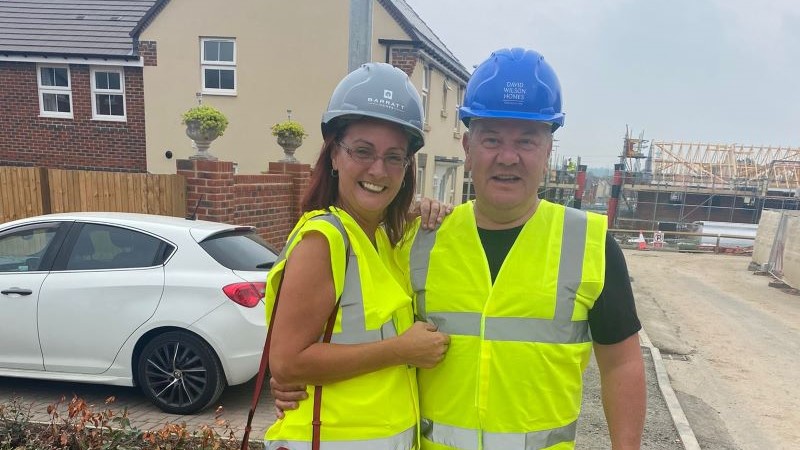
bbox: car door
[0,221,69,370]
[38,222,168,374]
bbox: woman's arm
[268,231,449,386]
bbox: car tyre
[137,331,226,414]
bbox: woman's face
[332,119,409,230]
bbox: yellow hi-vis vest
[264,209,419,450]
[405,200,606,450]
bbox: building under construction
[610,130,800,230]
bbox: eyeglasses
[337,141,410,172]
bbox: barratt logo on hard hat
[367,89,406,112]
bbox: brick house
[0,0,156,172]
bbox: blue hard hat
[459,48,564,132]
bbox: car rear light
[223,282,266,308]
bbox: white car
[0,212,277,414]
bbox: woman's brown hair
[301,120,416,246]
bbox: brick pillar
[268,161,311,221]
[177,159,235,223]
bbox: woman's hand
[392,321,450,368]
[410,198,454,230]
[270,377,307,419]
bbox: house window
[462,171,475,202]
[441,79,451,118]
[201,38,236,95]
[454,84,463,131]
[91,67,126,120]
[422,65,431,125]
[416,166,425,197]
[38,65,72,118]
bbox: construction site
[537,130,800,231]
[606,130,800,231]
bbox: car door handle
[1,288,33,296]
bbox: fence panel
[752,209,781,267]
[0,168,186,223]
[0,167,45,223]
[782,215,800,290]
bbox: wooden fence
[0,167,186,223]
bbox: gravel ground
[576,346,683,449]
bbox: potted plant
[270,120,307,162]
[182,105,229,159]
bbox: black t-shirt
[477,227,641,345]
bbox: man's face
[463,118,553,225]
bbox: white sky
[403,0,800,169]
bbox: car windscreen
[199,230,278,271]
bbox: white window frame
[422,65,431,126]
[37,64,73,118]
[416,166,425,197]
[90,66,126,121]
[201,37,237,96]
[454,84,463,132]
[441,79,451,118]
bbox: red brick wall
[0,61,147,172]
[138,41,158,67]
[177,159,312,249]
[391,47,420,76]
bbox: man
[274,48,645,450]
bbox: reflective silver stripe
[485,317,589,343]
[280,214,395,344]
[330,319,397,344]
[556,207,587,322]
[410,227,437,319]
[427,312,481,337]
[411,206,592,345]
[422,419,576,450]
[421,419,478,450]
[266,425,415,450]
[427,312,589,344]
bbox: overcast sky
[403,0,800,169]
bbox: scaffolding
[615,137,800,230]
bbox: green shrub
[270,120,307,140]
[182,105,229,136]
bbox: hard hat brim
[459,107,564,132]
[322,111,425,154]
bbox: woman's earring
[331,168,339,178]
[401,179,406,188]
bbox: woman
[264,63,450,450]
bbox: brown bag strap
[241,213,349,450]
[311,294,341,450]
[240,274,283,449]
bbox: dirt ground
[625,250,800,450]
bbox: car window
[199,230,278,271]
[0,223,61,272]
[66,223,166,270]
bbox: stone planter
[277,135,303,163]
[185,119,220,160]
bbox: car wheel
[137,331,226,414]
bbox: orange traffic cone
[637,231,647,250]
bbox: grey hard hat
[322,62,425,153]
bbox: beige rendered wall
[406,58,467,203]
[371,2,467,202]
[142,0,468,205]
[141,0,350,174]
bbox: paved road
[627,249,800,450]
